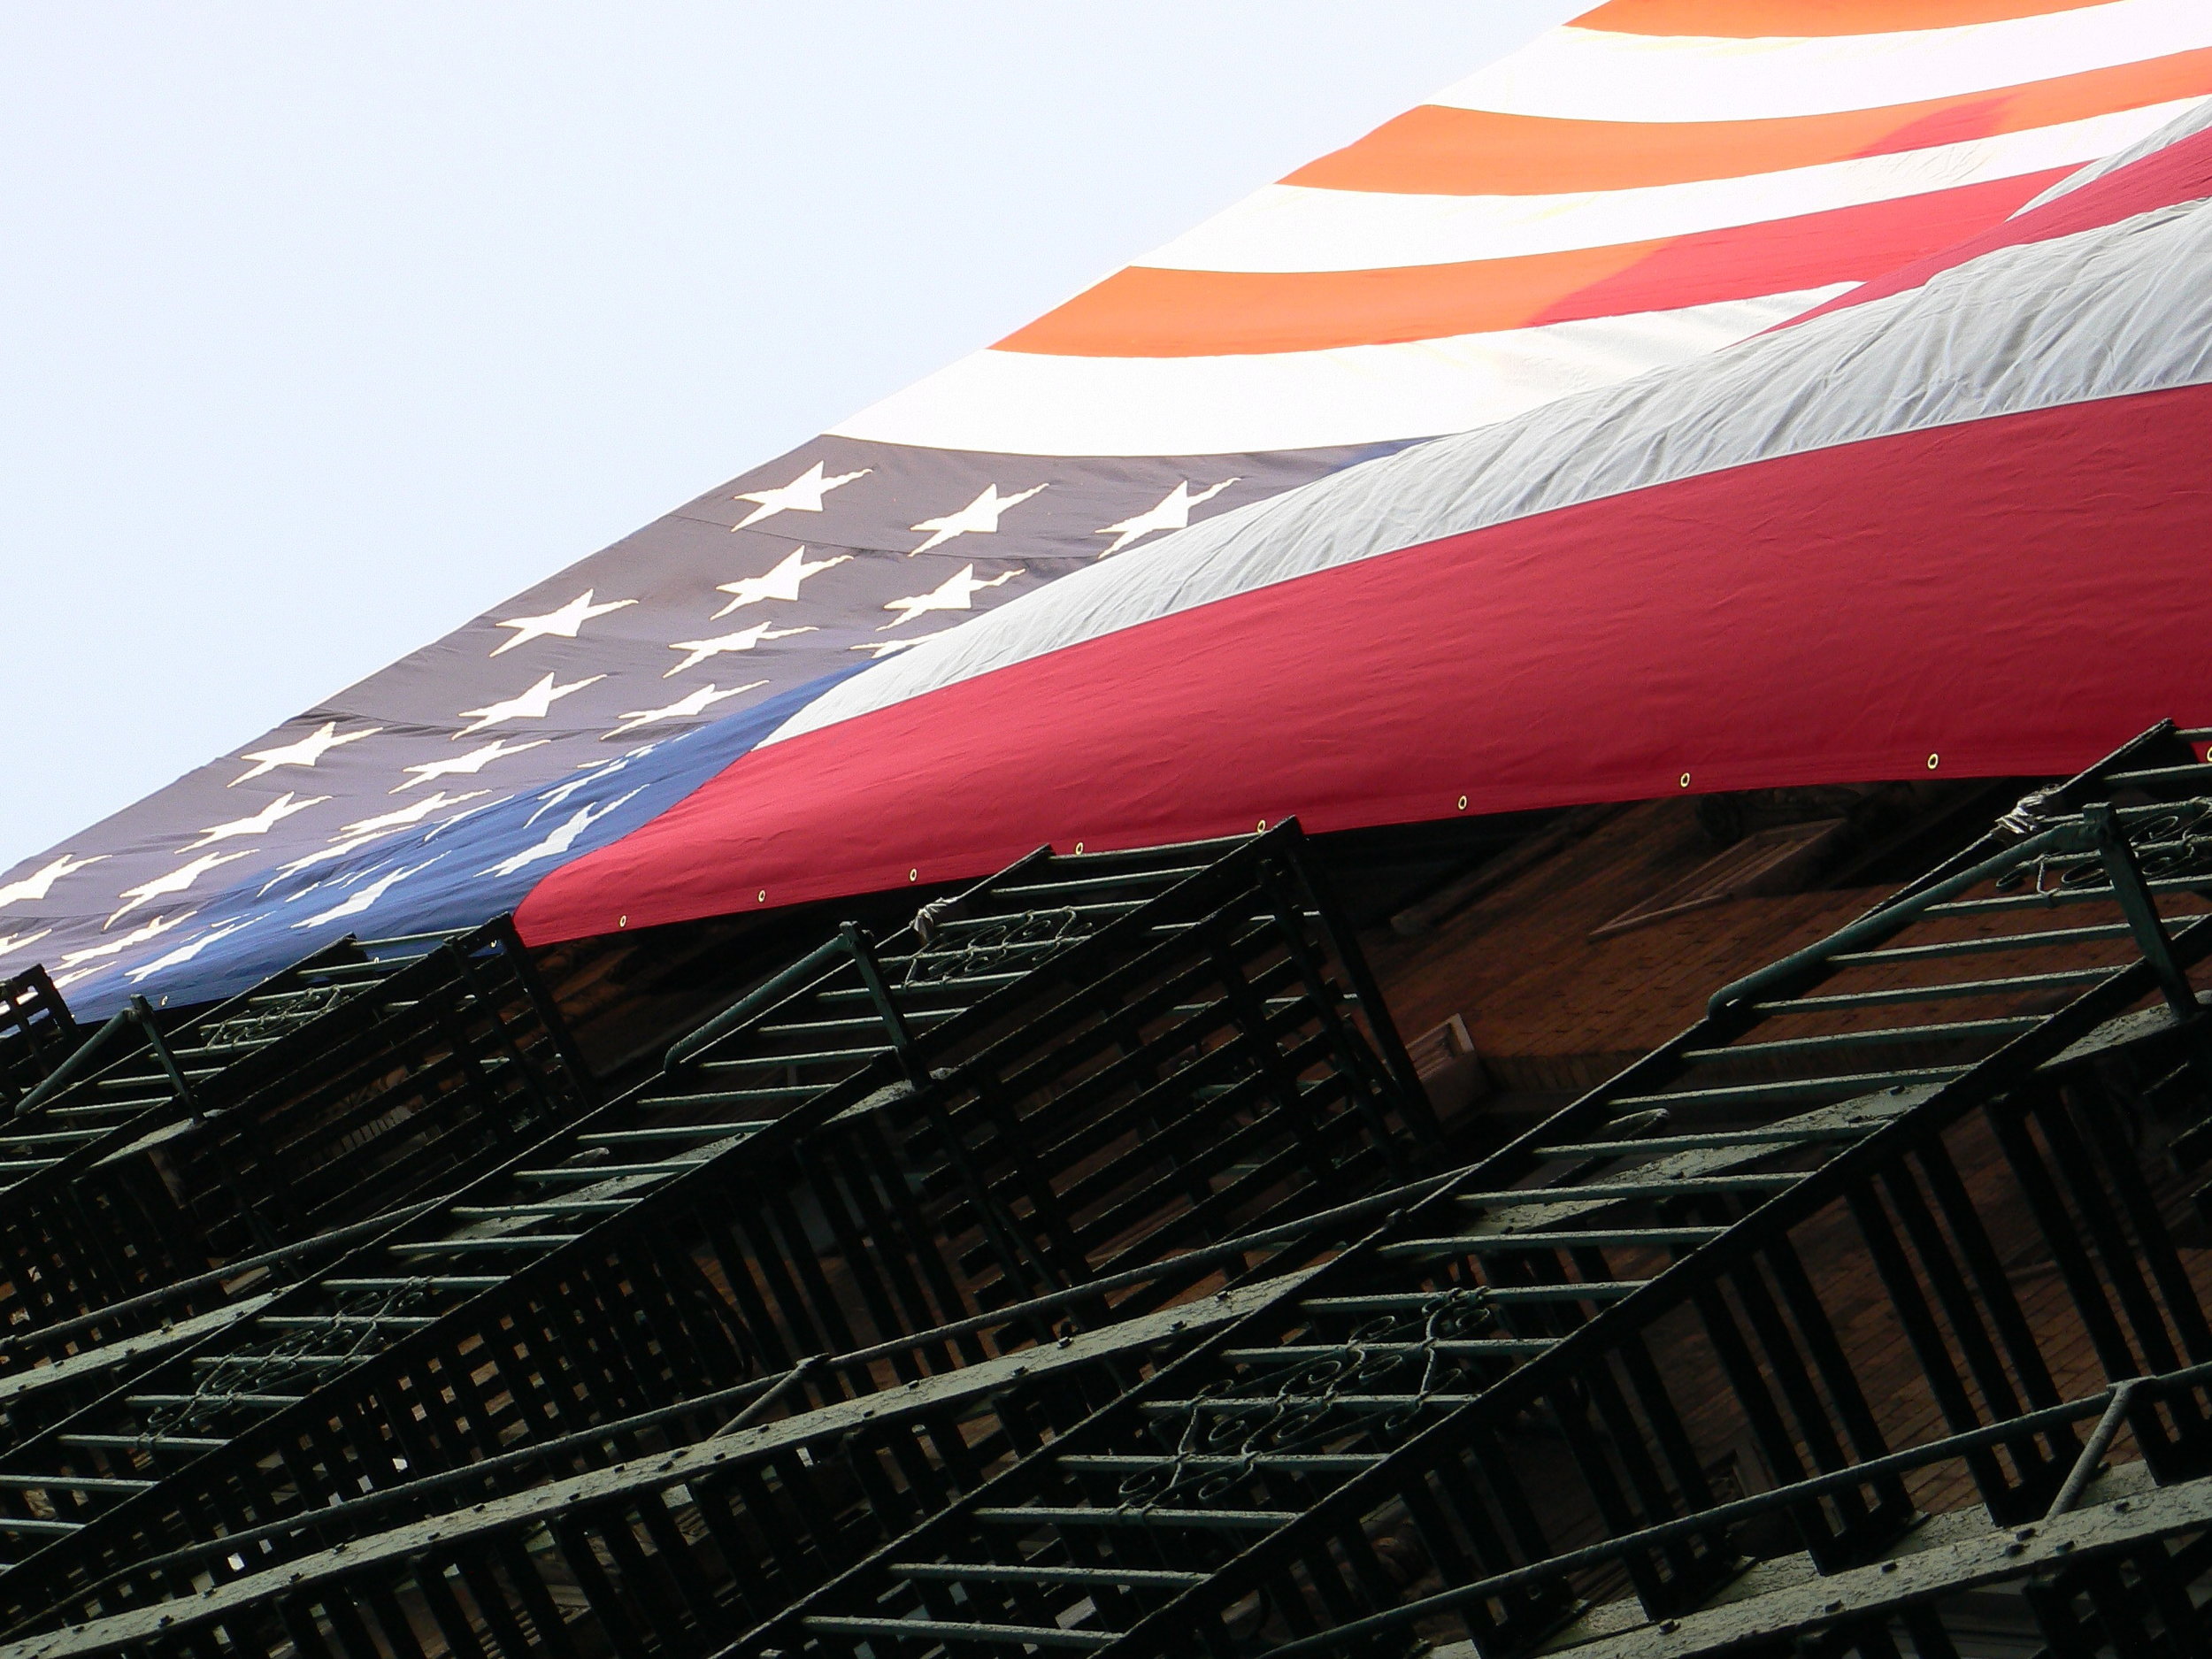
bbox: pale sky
[0,3,1580,868]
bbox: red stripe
[518,383,2212,944]
[1786,123,2212,326]
[1576,0,2104,36]
[995,173,2063,357]
[1286,52,2212,196]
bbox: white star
[260,834,388,891]
[664,622,814,678]
[0,928,51,959]
[259,791,492,891]
[107,851,253,928]
[526,746,655,826]
[732,460,871,531]
[0,853,104,910]
[710,547,851,619]
[55,913,188,983]
[908,483,1047,557]
[1095,478,1239,557]
[125,919,255,983]
[393,738,549,794]
[230,722,379,787]
[454,672,604,738]
[490,590,637,657]
[604,681,761,739]
[291,861,439,930]
[419,798,505,843]
[849,637,936,659]
[879,564,1017,630]
[186,792,328,850]
[480,788,642,879]
[335,791,491,839]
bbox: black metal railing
[0,968,78,1112]
[0,826,1433,1640]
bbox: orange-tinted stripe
[996,172,2058,357]
[1287,49,2212,194]
[1785,120,2212,327]
[1577,0,2102,36]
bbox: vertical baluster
[550,1514,652,1659]
[1728,1238,1893,1558]
[1914,1135,2070,1417]
[2035,1087,2185,1374]
[493,1535,582,1659]
[449,1542,541,1659]
[1987,1087,2143,1380]
[1872,1163,2055,1516]
[413,1555,496,1659]
[2070,1076,2212,1369]
[1691,1280,1832,1560]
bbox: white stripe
[824,288,1842,457]
[2015,92,2212,212]
[779,195,2212,749]
[1139,102,2195,273]
[1435,4,2212,124]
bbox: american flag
[7,0,2211,1010]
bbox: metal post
[2085,803,2198,1018]
[129,995,203,1121]
[841,922,922,1085]
[2047,1377,2143,1518]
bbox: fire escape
[1,728,2211,1656]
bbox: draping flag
[10,0,2212,1011]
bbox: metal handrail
[1096,912,2212,1659]
[1709,798,2212,1016]
[1263,1357,2212,1657]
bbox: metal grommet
[757,888,767,902]
[908,868,919,882]
[1926,752,1939,771]
[1073,841,1085,854]
[1256,818,1268,833]
[617,915,628,928]
[1457,795,1468,811]
[1678,772,1692,789]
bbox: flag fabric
[9,0,2212,1012]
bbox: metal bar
[1532,1124,1886,1159]
[663,936,855,1070]
[1607,1067,1971,1110]
[2086,802,2199,1016]
[1709,822,2074,1016]
[1929,874,2212,916]
[1755,968,2116,1011]
[1679,1017,2040,1062]
[1830,924,2134,966]
[2103,764,2212,788]
[1377,1227,1725,1259]
[2049,1378,2144,1518]
[841,921,922,1083]
[1302,1285,1641,1311]
[893,1563,1208,1586]
[9,1008,139,1119]
[1455,1174,1801,1206]
[801,1615,1115,1648]
[1272,826,1435,1129]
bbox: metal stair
[0,918,595,1349]
[0,825,1433,1639]
[0,967,81,1113]
[0,930,464,1333]
[9,728,2212,1659]
[719,725,2212,1658]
